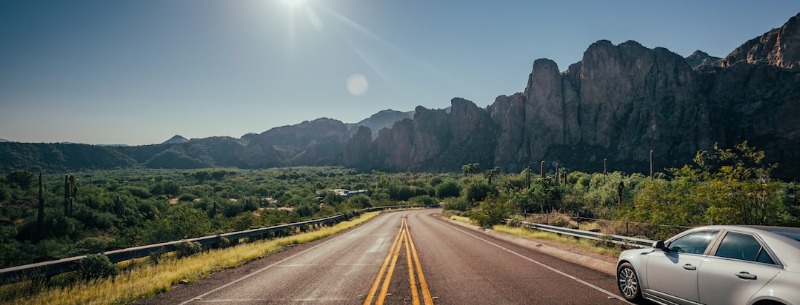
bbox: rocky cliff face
[721,13,800,70]
[366,99,497,172]
[685,50,721,69]
[3,13,800,177]
[244,118,349,166]
[347,109,414,139]
[347,13,800,176]
[484,40,714,172]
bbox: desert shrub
[293,202,318,218]
[127,186,152,199]
[144,205,211,243]
[148,247,166,264]
[73,206,117,230]
[77,254,119,280]
[178,194,197,202]
[223,201,244,217]
[217,236,231,248]
[435,180,460,198]
[175,241,203,258]
[470,198,511,228]
[347,194,372,209]
[463,181,496,203]
[388,185,413,201]
[67,237,111,257]
[442,197,470,212]
[410,195,437,207]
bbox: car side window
[715,232,775,264]
[668,231,718,254]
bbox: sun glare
[282,0,306,8]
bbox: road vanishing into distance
[139,210,633,305]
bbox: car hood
[619,248,655,260]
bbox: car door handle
[736,272,757,280]
[682,264,697,271]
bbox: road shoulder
[437,214,617,276]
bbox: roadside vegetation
[2,142,797,269]
[0,167,438,269]
[0,212,379,305]
[448,215,621,257]
[443,142,800,240]
[1,141,798,303]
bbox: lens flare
[347,74,368,96]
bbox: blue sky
[1,0,799,145]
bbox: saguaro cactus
[37,172,44,232]
[554,162,560,185]
[64,175,77,216]
[64,175,69,216]
[540,161,545,179]
[524,166,531,188]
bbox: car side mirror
[653,240,669,252]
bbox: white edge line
[440,219,634,305]
[178,213,387,305]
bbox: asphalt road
[140,209,632,305]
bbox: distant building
[319,189,370,200]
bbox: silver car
[616,225,800,305]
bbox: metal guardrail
[507,219,655,248]
[0,205,421,285]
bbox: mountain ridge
[162,135,189,145]
[2,12,800,178]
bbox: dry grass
[449,215,474,225]
[447,214,620,257]
[493,225,621,257]
[0,212,379,305]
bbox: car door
[645,230,719,304]
[698,231,782,305]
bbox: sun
[281,0,306,8]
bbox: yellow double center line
[363,216,433,305]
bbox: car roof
[686,225,800,234]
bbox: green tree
[435,180,460,198]
[6,170,34,189]
[484,167,500,186]
[470,196,511,228]
[463,180,497,203]
[526,179,562,213]
[676,142,785,225]
[347,194,372,209]
[461,163,480,176]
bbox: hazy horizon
[2,0,799,145]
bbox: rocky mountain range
[684,50,721,69]
[2,12,799,178]
[347,109,415,139]
[162,135,189,145]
